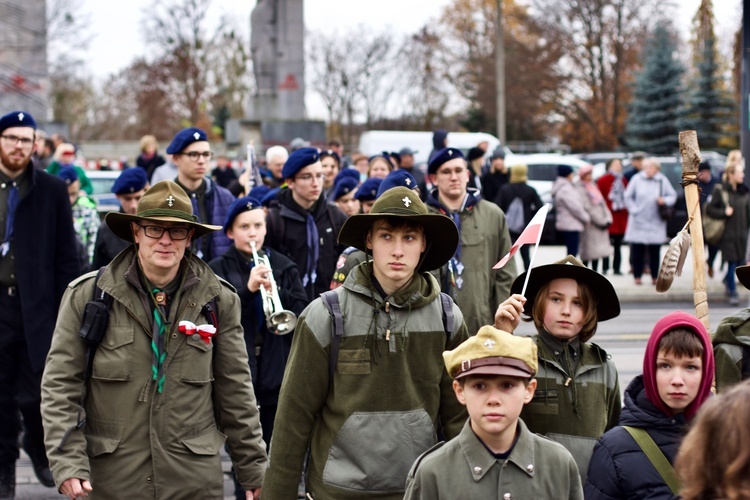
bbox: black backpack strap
[321,290,344,380]
[742,345,750,380]
[439,292,455,342]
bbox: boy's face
[656,349,703,414]
[336,191,361,217]
[227,209,266,255]
[430,158,470,201]
[366,219,426,293]
[541,278,585,340]
[453,375,536,449]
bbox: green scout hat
[736,264,750,290]
[443,325,538,379]
[337,186,458,272]
[106,180,221,242]
[510,255,620,321]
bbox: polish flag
[493,204,550,269]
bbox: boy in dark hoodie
[585,311,715,499]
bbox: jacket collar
[343,261,440,310]
[425,187,480,214]
[459,418,537,482]
[278,187,326,220]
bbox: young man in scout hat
[92,167,150,269]
[404,326,583,499]
[264,146,347,301]
[168,127,235,261]
[41,180,267,499]
[263,186,470,499]
[426,147,517,334]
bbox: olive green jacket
[404,419,582,500]
[41,248,267,499]
[713,308,750,392]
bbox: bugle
[250,241,297,335]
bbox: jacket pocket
[181,428,227,456]
[322,410,435,493]
[92,326,135,382]
[527,388,559,415]
[85,435,120,457]
[180,336,214,384]
[336,349,371,375]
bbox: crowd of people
[2,115,750,499]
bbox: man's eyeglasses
[181,151,214,161]
[138,225,191,240]
[294,173,326,183]
[1,135,34,148]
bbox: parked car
[504,154,597,244]
[87,169,121,217]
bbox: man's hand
[60,478,93,499]
[246,487,262,499]
[494,294,526,333]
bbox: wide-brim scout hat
[338,186,458,272]
[511,255,620,321]
[106,180,221,242]
[737,265,750,290]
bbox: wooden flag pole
[678,130,709,330]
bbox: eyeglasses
[138,225,191,240]
[294,173,326,183]
[1,135,34,148]
[180,151,214,161]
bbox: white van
[357,130,508,165]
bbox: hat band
[375,207,424,216]
[457,357,533,377]
[137,208,198,223]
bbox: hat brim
[338,212,458,272]
[455,363,534,380]
[737,265,750,290]
[511,262,620,321]
[106,212,221,242]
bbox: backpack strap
[622,426,680,495]
[439,292,454,342]
[321,290,344,380]
[742,345,750,380]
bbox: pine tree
[625,23,685,154]
[682,0,736,151]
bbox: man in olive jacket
[41,181,267,499]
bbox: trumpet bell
[268,310,297,335]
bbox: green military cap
[443,325,538,380]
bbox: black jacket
[584,376,686,500]
[16,165,81,371]
[265,189,347,301]
[495,182,544,234]
[481,170,510,205]
[209,245,308,405]
[91,215,130,271]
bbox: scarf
[302,213,319,288]
[0,181,18,256]
[609,173,626,211]
[582,180,605,205]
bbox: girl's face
[321,157,339,189]
[368,159,390,179]
[655,349,703,414]
[541,278,585,341]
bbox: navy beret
[282,147,320,179]
[223,195,263,233]
[331,177,360,201]
[333,168,360,185]
[557,165,574,177]
[261,187,281,207]
[354,177,382,201]
[427,147,465,174]
[377,169,418,197]
[320,149,341,164]
[112,168,148,194]
[368,152,391,163]
[166,127,208,155]
[0,111,36,134]
[249,185,271,201]
[58,166,79,185]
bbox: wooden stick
[678,130,709,330]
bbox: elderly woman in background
[596,158,629,275]
[577,164,612,273]
[551,164,590,258]
[623,157,676,285]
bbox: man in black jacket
[0,111,80,496]
[264,147,347,301]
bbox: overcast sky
[80,0,742,120]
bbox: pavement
[13,244,740,498]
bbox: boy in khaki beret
[404,325,583,500]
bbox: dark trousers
[559,231,580,258]
[631,243,660,280]
[706,243,720,268]
[0,293,45,467]
[602,234,625,274]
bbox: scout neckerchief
[0,180,19,256]
[446,193,469,292]
[303,212,319,288]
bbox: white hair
[265,145,289,162]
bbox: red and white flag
[493,204,550,269]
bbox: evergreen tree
[682,0,736,151]
[625,23,685,154]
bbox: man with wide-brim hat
[41,180,267,499]
[264,186,470,499]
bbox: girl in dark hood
[585,311,715,499]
